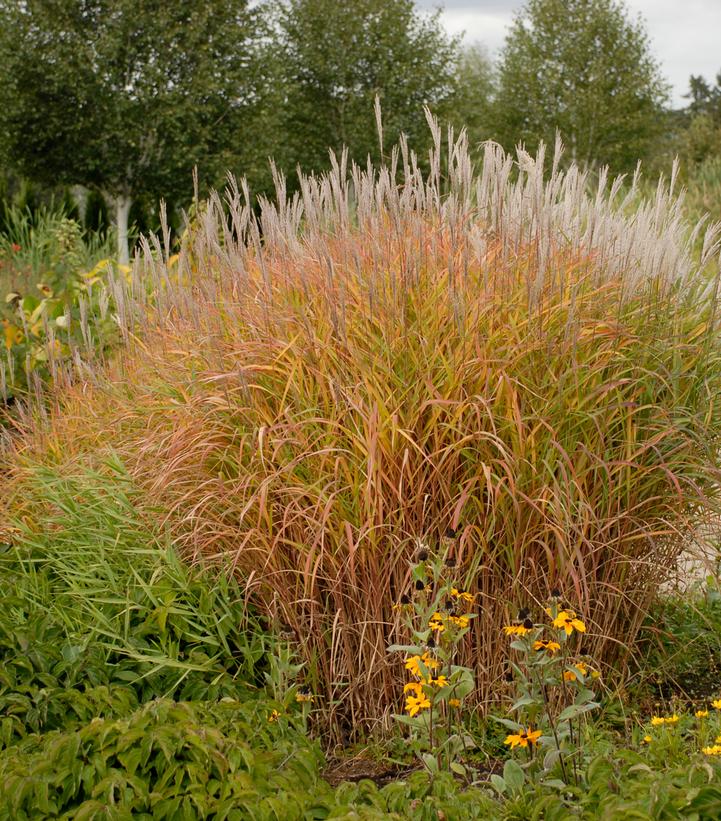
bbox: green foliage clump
[639,584,721,704]
[0,206,116,401]
[0,698,326,820]
[0,458,269,738]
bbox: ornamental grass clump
[4,116,721,741]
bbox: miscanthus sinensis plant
[5,112,721,741]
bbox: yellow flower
[404,652,440,679]
[449,614,469,629]
[451,588,474,604]
[552,610,586,636]
[449,698,461,707]
[404,681,424,696]
[642,735,652,744]
[533,639,561,655]
[428,675,448,688]
[712,699,721,710]
[696,710,709,719]
[503,624,531,637]
[715,735,721,744]
[429,612,446,633]
[563,662,588,682]
[703,745,721,756]
[268,709,281,723]
[405,693,431,717]
[505,728,542,748]
[651,714,679,726]
[36,282,53,298]
[295,692,315,704]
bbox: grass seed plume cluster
[5,119,721,742]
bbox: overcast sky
[418,0,721,107]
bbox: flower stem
[533,668,569,784]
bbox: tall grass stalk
[5,122,721,739]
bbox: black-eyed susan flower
[393,594,412,612]
[533,639,561,654]
[451,588,474,604]
[429,612,446,633]
[405,652,440,678]
[405,692,431,717]
[449,614,469,629]
[503,624,531,637]
[563,662,588,682]
[552,610,586,636]
[404,681,424,697]
[696,709,709,719]
[268,709,281,723]
[712,699,721,710]
[428,675,449,688]
[449,698,461,707]
[703,745,721,756]
[504,728,542,748]
[295,691,315,704]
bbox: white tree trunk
[71,185,88,224]
[114,194,132,265]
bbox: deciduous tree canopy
[494,0,669,172]
[0,0,264,261]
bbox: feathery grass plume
[4,120,721,741]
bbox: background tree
[0,0,265,263]
[449,43,496,158]
[273,0,459,174]
[493,0,669,172]
[681,71,721,165]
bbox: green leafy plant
[388,540,476,776]
[0,207,117,400]
[494,597,600,790]
[0,457,269,711]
